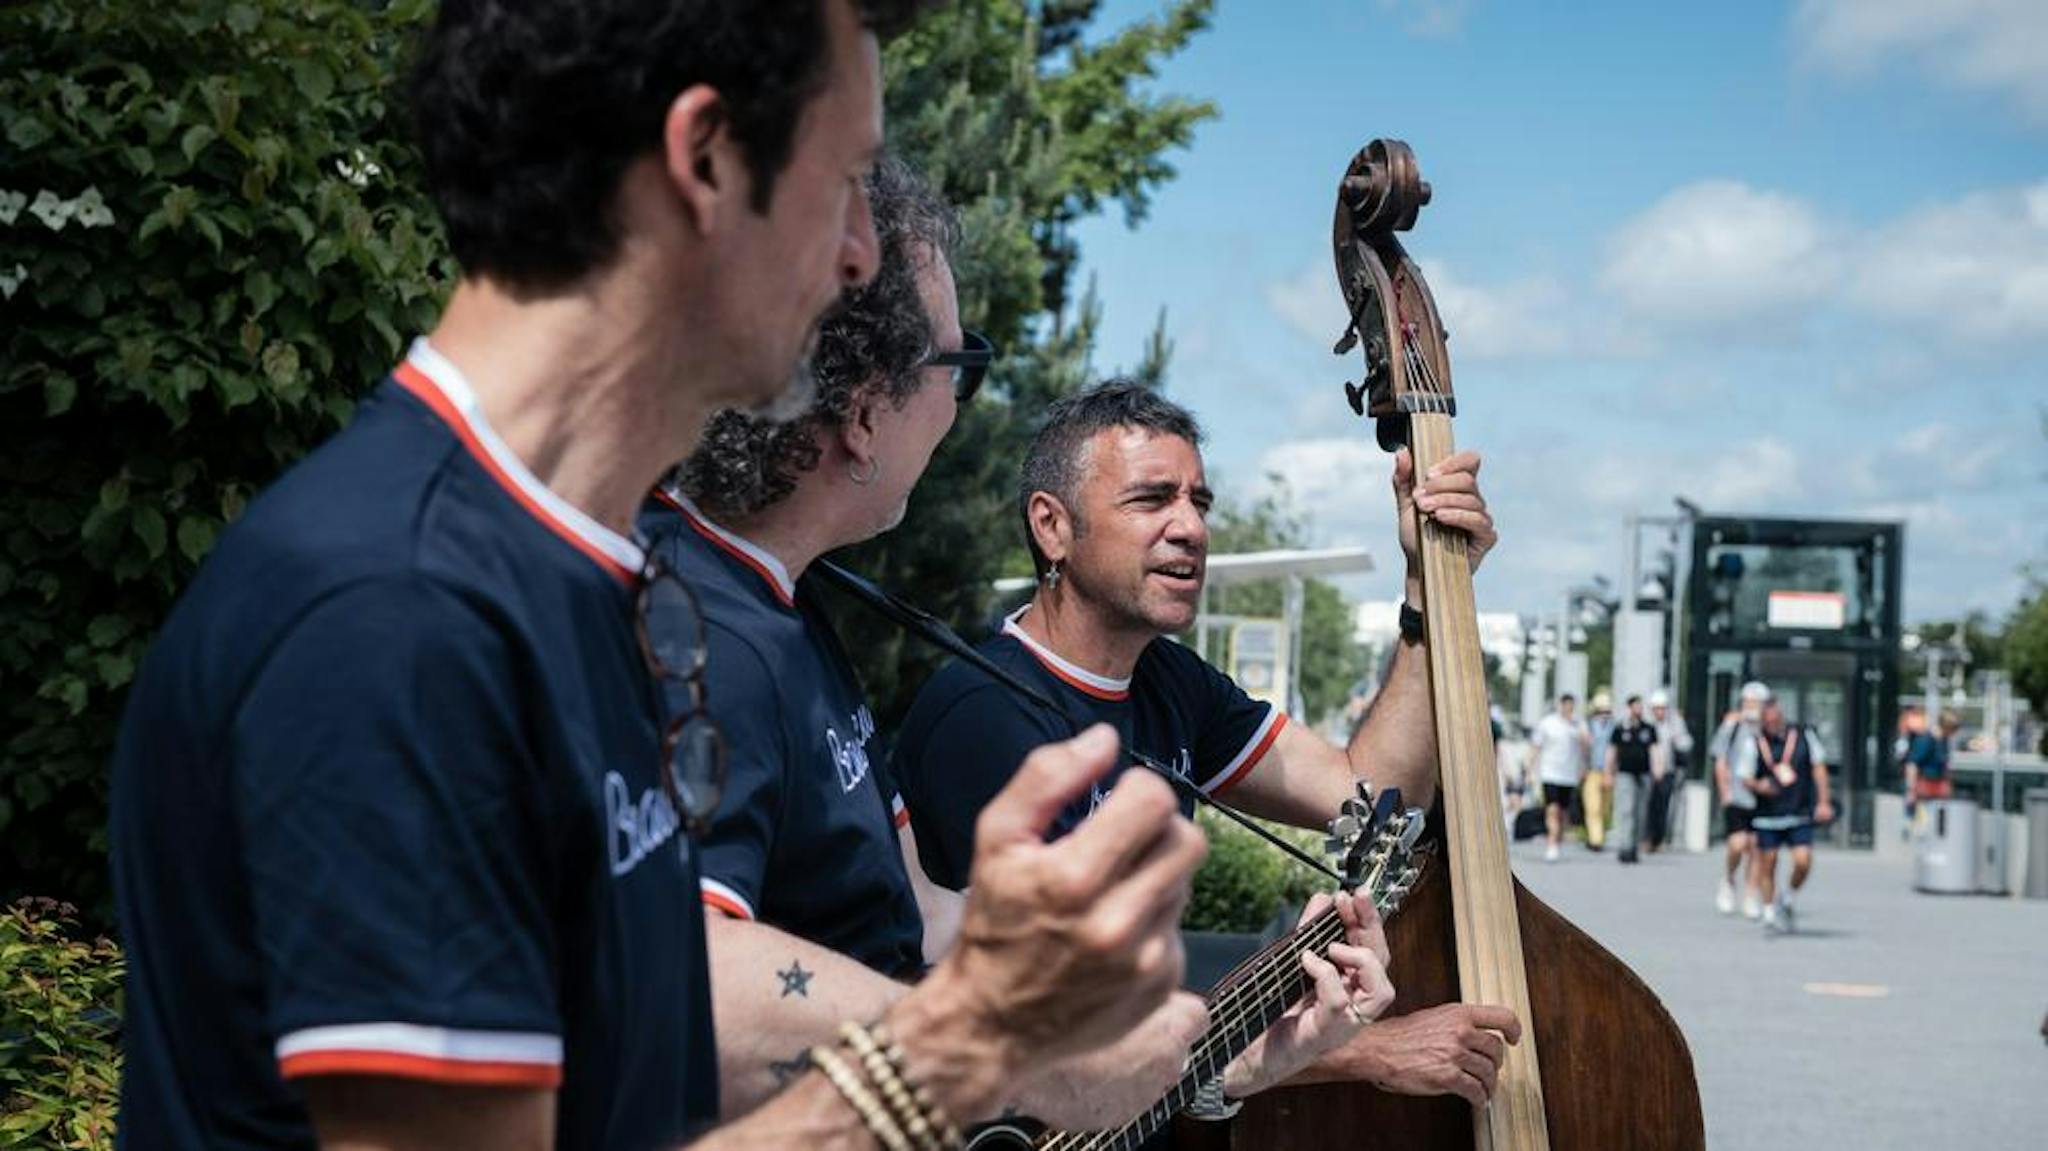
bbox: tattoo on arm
[769,1051,810,1087]
[777,960,813,998]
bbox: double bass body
[1184,139,1704,1150]
[1228,860,1705,1149]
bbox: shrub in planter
[0,899,123,1150]
[1184,807,1325,934]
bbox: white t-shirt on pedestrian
[1712,715,1762,809]
[1532,713,1588,787]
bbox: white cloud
[1266,258,1578,363]
[1416,259,1574,360]
[1848,182,2048,344]
[1794,0,2048,124]
[1253,437,1388,543]
[1244,420,2036,624]
[1374,0,1469,39]
[1264,262,1348,354]
[1598,181,1837,333]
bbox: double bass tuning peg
[1344,380,1368,417]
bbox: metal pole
[1284,574,1304,719]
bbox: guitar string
[1042,913,1345,1151]
[1041,913,1350,1151]
[1042,854,1443,1151]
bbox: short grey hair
[1016,379,1204,577]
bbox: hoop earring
[847,458,879,486]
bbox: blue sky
[1068,0,2047,624]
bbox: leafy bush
[0,900,123,1150]
[1184,807,1325,934]
[0,0,453,919]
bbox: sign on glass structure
[1680,516,1903,847]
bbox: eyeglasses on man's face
[633,558,728,838]
[923,329,994,404]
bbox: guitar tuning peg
[1343,380,1367,416]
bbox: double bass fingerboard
[1410,410,1552,1151]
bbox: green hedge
[0,0,452,919]
[0,900,122,1150]
[1184,807,1325,934]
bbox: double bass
[1199,140,1704,1149]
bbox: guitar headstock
[1325,782,1430,916]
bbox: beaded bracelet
[859,1021,964,1150]
[841,1022,942,1151]
[811,1043,912,1151]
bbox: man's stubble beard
[746,356,820,425]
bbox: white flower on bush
[336,148,382,189]
[30,190,72,231]
[0,189,25,226]
[0,263,25,300]
[72,187,115,229]
[19,187,116,232]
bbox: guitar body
[1189,856,1704,1149]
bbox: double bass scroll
[1192,139,1704,1151]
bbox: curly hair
[1017,380,1205,578]
[409,0,934,290]
[679,155,960,518]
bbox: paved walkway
[1509,838,2048,1150]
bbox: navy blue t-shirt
[1752,725,1824,828]
[893,607,1286,890]
[110,341,718,1150]
[639,492,924,979]
[1609,720,1658,775]
[1903,731,1949,781]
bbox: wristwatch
[1398,600,1425,644]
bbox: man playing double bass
[894,381,1525,1108]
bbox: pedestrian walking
[1712,681,1770,918]
[1645,689,1693,853]
[1746,699,1834,933]
[1583,689,1616,852]
[1606,694,1663,864]
[1527,694,1592,863]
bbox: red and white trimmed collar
[393,338,645,585]
[1002,605,1132,701]
[654,488,797,608]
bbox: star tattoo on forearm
[777,959,813,998]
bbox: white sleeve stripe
[1201,706,1284,796]
[699,876,757,919]
[275,1023,561,1065]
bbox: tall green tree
[828,0,1218,722]
[0,0,1219,916]
[2004,580,2048,755]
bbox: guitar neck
[1042,909,1347,1151]
[1409,412,1550,1150]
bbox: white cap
[1649,689,1670,708]
[1740,680,1772,702]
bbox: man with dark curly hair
[642,157,1394,1131]
[110,3,1221,1150]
